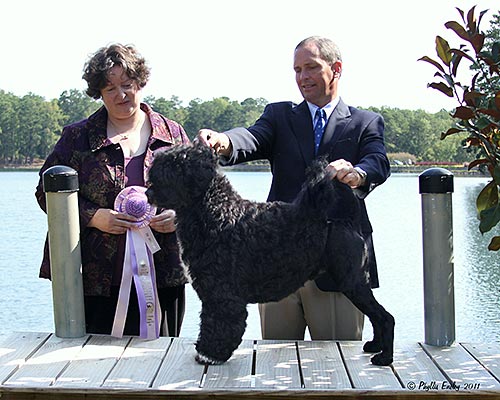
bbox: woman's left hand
[150,209,177,233]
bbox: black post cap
[419,168,454,194]
[43,165,79,193]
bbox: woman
[35,44,190,337]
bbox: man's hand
[197,129,232,156]
[326,159,366,188]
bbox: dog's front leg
[195,298,248,365]
[343,285,395,366]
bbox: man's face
[293,42,341,108]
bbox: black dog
[146,143,394,366]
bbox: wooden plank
[203,339,254,389]
[339,341,401,389]
[462,342,500,382]
[254,340,302,389]
[103,336,171,389]
[53,335,130,388]
[296,341,351,389]
[3,335,89,387]
[152,337,204,390]
[392,342,448,391]
[421,342,500,390]
[0,332,51,384]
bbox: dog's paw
[363,340,383,353]
[195,352,225,365]
[370,352,393,366]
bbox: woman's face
[100,65,142,120]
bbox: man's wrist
[354,167,367,186]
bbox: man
[197,36,390,341]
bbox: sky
[0,0,498,113]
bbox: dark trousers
[84,284,185,337]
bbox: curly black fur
[146,142,394,366]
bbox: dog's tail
[295,157,361,222]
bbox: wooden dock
[1,332,500,399]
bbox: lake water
[0,170,499,343]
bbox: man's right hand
[197,129,232,156]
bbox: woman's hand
[88,208,137,234]
[149,209,177,233]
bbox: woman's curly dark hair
[82,43,151,99]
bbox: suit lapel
[291,101,315,165]
[318,98,351,156]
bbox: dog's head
[146,142,218,209]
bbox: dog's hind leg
[195,298,248,365]
[343,285,395,366]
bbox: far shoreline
[0,162,486,177]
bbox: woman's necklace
[108,113,144,142]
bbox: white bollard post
[43,166,85,338]
[419,168,455,346]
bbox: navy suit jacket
[223,98,390,290]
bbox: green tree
[184,97,267,139]
[0,90,20,163]
[17,94,64,163]
[58,89,100,126]
[144,95,188,126]
[369,107,459,162]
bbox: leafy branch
[419,6,500,250]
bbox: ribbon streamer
[111,186,161,339]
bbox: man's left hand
[326,159,365,188]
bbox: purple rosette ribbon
[111,186,161,339]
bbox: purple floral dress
[35,103,190,297]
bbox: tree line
[0,88,468,166]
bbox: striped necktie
[313,108,326,154]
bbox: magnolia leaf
[418,56,445,73]
[477,180,498,214]
[450,48,475,63]
[463,90,483,106]
[452,106,475,119]
[493,165,500,187]
[441,128,463,139]
[493,42,500,61]
[468,158,489,169]
[445,21,469,41]
[436,36,452,66]
[478,108,500,119]
[466,6,477,33]
[465,137,481,148]
[470,33,485,54]
[479,205,500,233]
[472,72,485,93]
[428,82,453,97]
[474,116,493,130]
[496,91,500,110]
[478,9,489,28]
[488,236,500,251]
[451,53,463,76]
